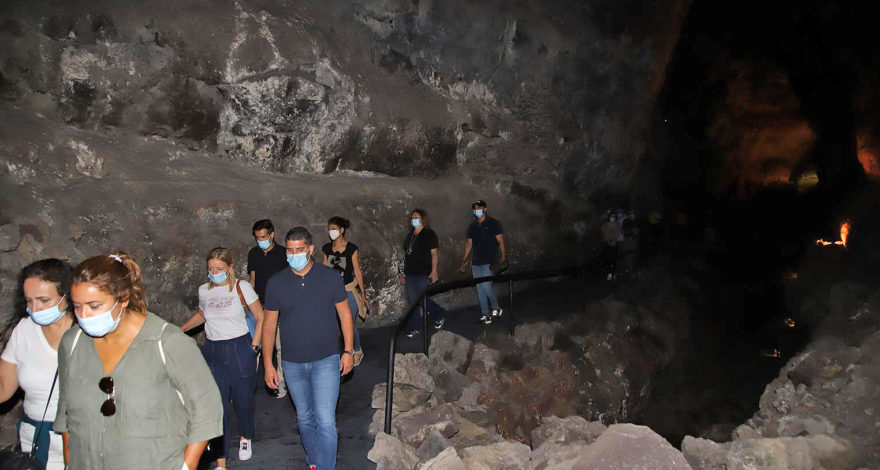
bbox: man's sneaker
[405,329,421,338]
[239,438,252,461]
[353,349,364,366]
[433,318,445,330]
[491,308,503,318]
[479,315,492,324]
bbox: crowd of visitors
[0,198,512,470]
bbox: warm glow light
[785,318,796,328]
[857,133,880,178]
[762,348,781,358]
[816,221,850,248]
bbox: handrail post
[508,279,515,337]
[422,295,429,356]
[384,332,396,434]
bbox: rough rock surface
[0,0,691,195]
[460,440,531,470]
[393,353,435,393]
[530,416,607,450]
[421,446,469,470]
[416,430,453,462]
[367,432,419,470]
[566,423,692,470]
[371,383,431,412]
[429,330,474,373]
[392,403,461,447]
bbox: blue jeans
[282,355,341,470]
[345,290,362,351]
[202,334,257,459]
[472,264,499,315]
[404,275,446,332]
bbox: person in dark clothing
[459,200,506,324]
[321,216,367,366]
[247,219,289,398]
[262,227,355,470]
[400,209,446,337]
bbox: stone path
[219,277,591,469]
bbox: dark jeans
[405,275,446,331]
[202,334,257,459]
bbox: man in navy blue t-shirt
[262,227,355,470]
[459,200,507,324]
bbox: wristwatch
[343,349,356,357]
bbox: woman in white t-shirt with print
[181,247,264,470]
[0,259,75,470]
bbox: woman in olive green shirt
[54,252,222,470]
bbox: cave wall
[0,0,691,332]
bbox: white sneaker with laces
[491,308,503,318]
[239,438,252,461]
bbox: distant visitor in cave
[460,200,507,324]
[401,208,447,337]
[321,216,367,366]
[247,219,290,400]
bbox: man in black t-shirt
[459,200,507,324]
[247,219,289,397]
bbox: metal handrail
[384,264,589,433]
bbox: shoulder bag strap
[235,280,248,308]
[158,322,186,406]
[30,369,58,455]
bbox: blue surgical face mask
[287,252,310,271]
[208,270,228,284]
[77,300,122,337]
[474,209,484,218]
[257,239,271,250]
[27,294,67,326]
[411,218,421,228]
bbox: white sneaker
[491,308,503,318]
[239,438,252,461]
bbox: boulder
[417,430,452,462]
[513,322,559,352]
[461,440,532,470]
[429,355,473,403]
[681,436,728,470]
[367,432,419,470]
[393,403,460,447]
[429,330,474,373]
[454,381,488,414]
[371,382,432,412]
[727,435,853,470]
[394,353,435,392]
[530,415,607,449]
[421,446,469,470]
[530,442,591,470]
[449,416,503,450]
[0,225,20,252]
[467,343,501,377]
[565,423,692,470]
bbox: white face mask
[329,229,340,240]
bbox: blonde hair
[74,251,148,313]
[206,247,236,292]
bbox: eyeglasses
[99,376,116,416]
